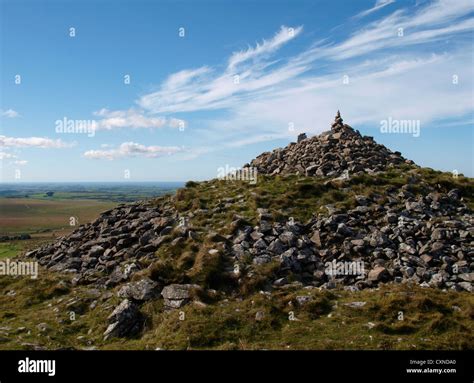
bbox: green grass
[0,271,472,350]
[0,238,53,260]
[0,242,23,259]
[170,166,474,233]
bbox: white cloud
[139,1,473,115]
[228,25,303,69]
[137,25,307,114]
[83,142,183,160]
[92,108,186,131]
[163,67,212,90]
[230,51,473,138]
[0,135,74,149]
[13,160,28,166]
[134,0,473,152]
[354,0,396,19]
[1,109,20,118]
[324,0,474,60]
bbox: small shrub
[185,181,199,188]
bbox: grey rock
[253,254,272,265]
[161,284,201,309]
[458,282,472,292]
[273,277,288,286]
[368,266,389,282]
[268,239,286,254]
[118,278,159,301]
[103,299,142,340]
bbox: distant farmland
[0,198,117,235]
[0,183,182,258]
[0,182,183,202]
[0,197,116,258]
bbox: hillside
[1,113,473,350]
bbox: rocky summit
[246,111,412,177]
[22,113,473,342]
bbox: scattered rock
[118,278,159,301]
[255,311,265,321]
[103,299,143,340]
[368,267,389,282]
[161,284,201,309]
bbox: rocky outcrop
[246,111,412,177]
[26,200,179,286]
[229,187,473,292]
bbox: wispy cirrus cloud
[354,0,396,19]
[138,25,307,114]
[83,142,183,160]
[323,0,474,60]
[134,0,473,152]
[228,25,303,69]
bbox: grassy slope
[0,273,472,350]
[175,165,474,226]
[0,166,473,350]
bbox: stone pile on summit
[246,111,412,177]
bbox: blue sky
[1,0,473,182]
